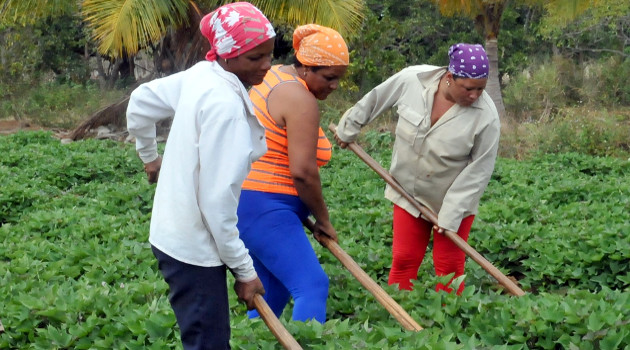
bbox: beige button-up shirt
[336,65,500,231]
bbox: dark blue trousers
[152,245,231,350]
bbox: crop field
[1,131,628,349]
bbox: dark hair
[452,73,465,80]
[291,55,324,73]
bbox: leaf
[45,325,74,347]
[36,308,69,324]
[145,313,174,340]
[586,313,606,332]
[81,0,189,57]
[600,329,626,349]
[19,294,45,310]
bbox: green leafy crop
[1,131,628,349]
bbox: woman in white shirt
[126,3,275,349]
[335,43,500,294]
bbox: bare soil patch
[0,118,70,138]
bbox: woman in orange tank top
[237,24,348,323]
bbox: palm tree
[434,0,595,118]
[0,0,77,25]
[81,0,364,59]
[74,0,364,139]
[3,0,364,74]
[2,0,365,138]
[78,0,364,83]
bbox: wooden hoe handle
[253,294,303,350]
[304,219,423,331]
[328,123,526,297]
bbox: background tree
[80,0,364,68]
[2,0,365,84]
[0,0,86,82]
[540,1,629,59]
[1,0,365,137]
[1,0,626,133]
[346,0,483,96]
[78,0,364,138]
[433,0,597,118]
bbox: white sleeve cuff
[234,270,258,283]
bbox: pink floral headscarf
[199,2,276,62]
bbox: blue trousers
[152,245,231,350]
[237,190,329,323]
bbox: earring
[224,58,228,65]
[446,80,451,87]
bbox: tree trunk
[119,56,130,80]
[475,1,507,118]
[69,95,130,140]
[68,4,208,140]
[484,38,505,118]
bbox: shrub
[504,56,630,122]
[582,56,630,106]
[503,56,574,121]
[500,107,630,159]
[0,81,125,128]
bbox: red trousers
[388,205,474,294]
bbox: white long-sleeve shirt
[336,65,500,231]
[126,61,267,281]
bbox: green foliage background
[0,0,629,348]
[2,0,629,124]
[0,131,628,349]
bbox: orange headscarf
[293,24,349,66]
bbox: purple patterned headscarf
[447,43,489,79]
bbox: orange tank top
[242,65,332,196]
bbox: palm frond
[315,0,364,37]
[1,0,77,26]
[244,0,365,37]
[81,0,189,58]
[433,0,485,17]
[543,0,599,23]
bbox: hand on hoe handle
[333,133,349,149]
[143,156,162,184]
[312,219,338,244]
[234,277,265,310]
[433,225,445,234]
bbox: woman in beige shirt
[334,43,500,293]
